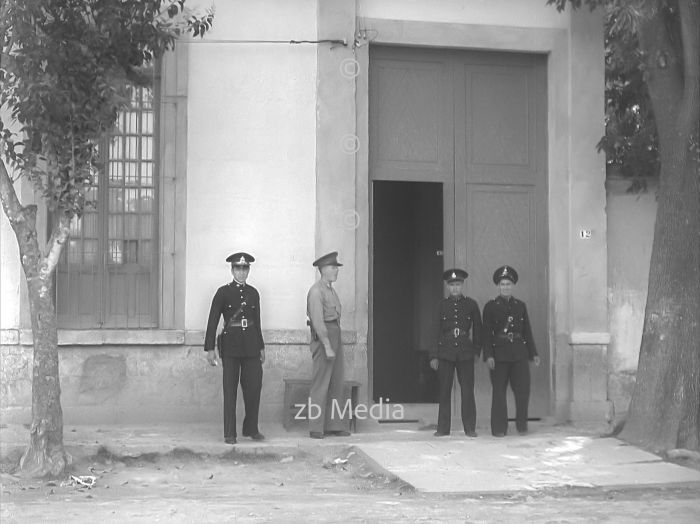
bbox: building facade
[1,0,647,429]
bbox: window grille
[56,85,159,328]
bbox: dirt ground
[1,445,699,523]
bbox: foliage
[548,0,672,188]
[0,0,213,218]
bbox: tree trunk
[0,161,68,477]
[19,274,68,477]
[619,0,700,452]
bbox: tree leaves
[0,0,214,217]
[548,0,663,186]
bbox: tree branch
[42,212,70,278]
[0,159,25,226]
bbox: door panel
[370,47,454,183]
[467,66,538,180]
[455,52,548,420]
[465,184,547,418]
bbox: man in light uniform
[306,251,350,439]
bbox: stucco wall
[0,332,365,426]
[185,0,319,332]
[357,0,569,28]
[606,177,656,419]
[0,205,19,333]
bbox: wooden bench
[283,378,361,432]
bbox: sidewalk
[2,421,700,494]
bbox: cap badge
[237,256,246,264]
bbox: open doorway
[372,181,443,404]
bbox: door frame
[366,44,549,422]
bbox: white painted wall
[0,185,21,332]
[0,167,29,333]
[358,0,569,28]
[184,0,319,331]
[607,179,656,372]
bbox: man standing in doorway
[306,251,350,439]
[483,265,540,436]
[430,269,482,437]
[204,252,265,444]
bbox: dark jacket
[482,295,537,362]
[430,295,482,361]
[204,281,264,358]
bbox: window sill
[10,329,185,346]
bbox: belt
[229,319,254,328]
[324,319,340,325]
[443,327,467,337]
[497,332,522,343]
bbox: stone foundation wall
[0,330,367,426]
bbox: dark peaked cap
[493,265,518,285]
[226,252,255,266]
[313,251,343,267]
[443,268,468,282]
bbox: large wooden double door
[370,46,549,423]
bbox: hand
[260,349,266,364]
[486,357,495,370]
[206,350,219,367]
[324,344,336,359]
[429,358,439,371]
[533,355,540,367]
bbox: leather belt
[230,319,254,328]
[324,319,340,325]
[497,332,522,343]
[444,327,465,337]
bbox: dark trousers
[436,358,476,434]
[489,358,530,435]
[222,356,262,438]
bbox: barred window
[56,85,159,328]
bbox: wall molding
[568,332,611,345]
[1,328,358,347]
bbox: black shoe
[433,431,449,437]
[465,430,478,438]
[243,432,266,441]
[309,431,324,439]
[324,430,351,437]
[224,436,237,444]
[492,432,505,437]
[517,429,528,436]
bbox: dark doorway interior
[372,181,444,403]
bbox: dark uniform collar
[496,295,514,304]
[449,294,465,302]
[231,279,246,288]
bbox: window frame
[41,44,187,332]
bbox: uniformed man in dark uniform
[482,265,540,437]
[204,252,265,444]
[429,269,482,437]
